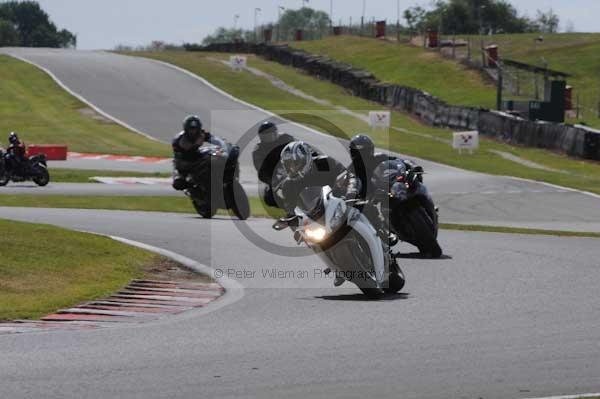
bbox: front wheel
[405,207,442,258]
[192,199,217,219]
[32,166,50,187]
[0,173,9,186]
[227,181,250,220]
[359,287,386,299]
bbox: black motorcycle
[184,143,250,220]
[371,160,442,258]
[0,148,50,187]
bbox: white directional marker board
[230,55,247,71]
[453,131,479,153]
[369,111,391,129]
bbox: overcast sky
[33,0,600,50]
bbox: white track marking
[522,393,600,399]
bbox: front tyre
[32,165,50,187]
[0,173,9,186]
[359,287,386,299]
[192,199,217,219]
[406,207,442,258]
[228,181,250,221]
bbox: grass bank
[130,51,600,195]
[0,55,169,157]
[0,194,284,218]
[0,218,166,320]
[50,169,171,183]
[294,34,600,129]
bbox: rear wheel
[32,166,50,187]
[406,207,442,258]
[385,261,405,293]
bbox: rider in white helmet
[278,141,358,214]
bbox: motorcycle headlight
[305,226,327,242]
[329,202,345,231]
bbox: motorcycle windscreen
[297,186,325,218]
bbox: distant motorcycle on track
[0,147,50,187]
[184,142,250,220]
[273,185,405,299]
[371,160,442,258]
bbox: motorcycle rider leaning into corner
[277,141,359,287]
[251,121,295,207]
[6,132,27,176]
[172,115,227,191]
[347,134,419,243]
[277,141,359,216]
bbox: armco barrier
[192,42,600,161]
[27,145,68,161]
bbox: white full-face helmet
[280,141,313,180]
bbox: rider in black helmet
[252,121,295,207]
[348,134,418,245]
[171,115,227,191]
[6,132,27,176]
[348,134,418,200]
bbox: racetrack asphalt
[1,48,600,232]
[0,207,599,399]
[0,48,599,399]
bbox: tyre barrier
[189,42,600,161]
[27,145,68,161]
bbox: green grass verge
[50,169,171,183]
[0,194,596,238]
[0,55,170,157]
[440,223,600,239]
[129,50,600,195]
[0,218,162,320]
[293,35,496,109]
[0,194,284,218]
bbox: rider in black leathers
[5,132,27,176]
[252,121,295,207]
[172,115,227,191]
[347,134,418,243]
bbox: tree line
[202,0,564,46]
[404,0,561,35]
[0,1,76,48]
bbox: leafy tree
[278,7,330,40]
[202,27,253,45]
[404,6,428,32]
[0,1,76,48]
[535,9,560,33]
[406,0,532,34]
[0,18,18,46]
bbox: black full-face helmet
[349,134,375,162]
[8,132,19,145]
[258,121,278,143]
[183,115,203,142]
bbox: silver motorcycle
[273,186,405,298]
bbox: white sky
[32,0,600,50]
